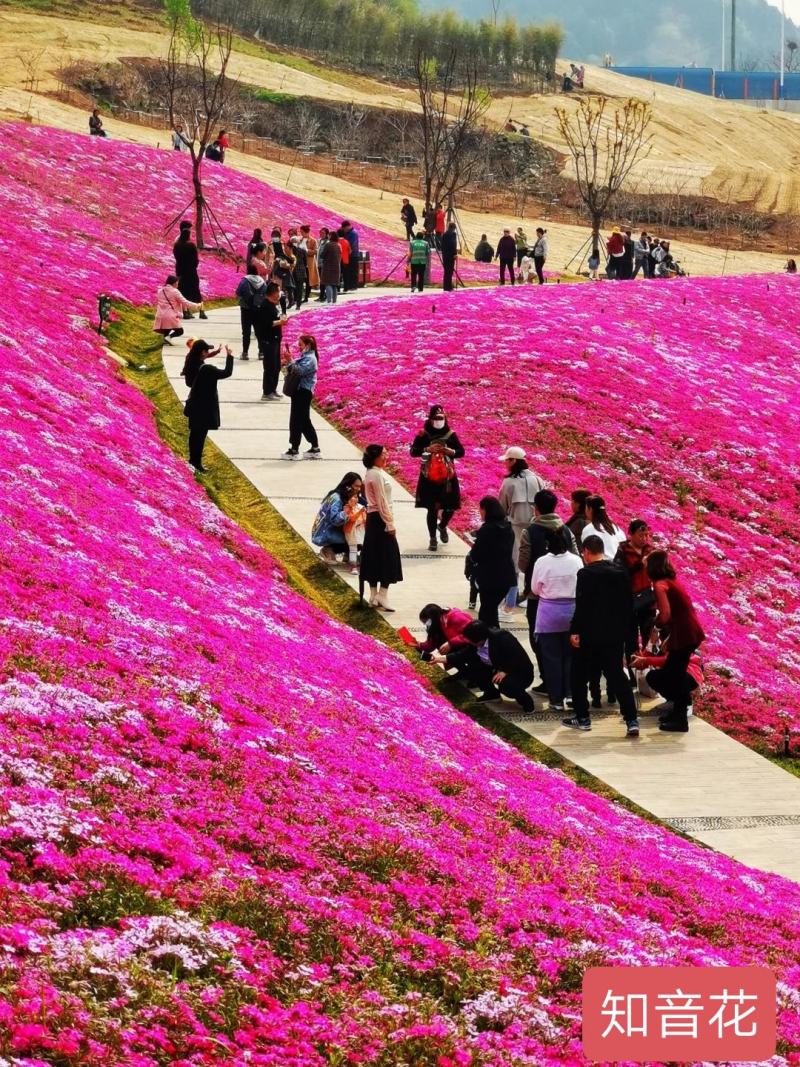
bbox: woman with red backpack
[410,404,465,552]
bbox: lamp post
[730,0,736,71]
[780,0,786,100]
[721,0,726,71]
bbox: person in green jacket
[408,231,431,292]
[515,226,528,267]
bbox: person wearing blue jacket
[311,472,365,563]
[340,219,359,292]
[281,334,321,461]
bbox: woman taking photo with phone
[181,339,234,473]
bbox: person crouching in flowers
[181,339,233,473]
[153,275,202,344]
[311,472,366,572]
[410,404,465,552]
[360,444,403,611]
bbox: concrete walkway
[161,300,800,884]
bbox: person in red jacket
[645,550,706,732]
[434,203,446,248]
[606,228,625,279]
[417,603,472,661]
[614,519,656,673]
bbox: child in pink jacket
[153,274,202,344]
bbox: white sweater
[581,522,625,559]
[531,552,583,599]
[365,468,395,532]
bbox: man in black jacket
[400,199,418,240]
[441,222,459,291]
[495,229,517,285]
[457,621,535,710]
[563,535,640,736]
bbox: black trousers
[442,255,456,291]
[410,264,426,291]
[516,248,526,267]
[343,260,358,291]
[534,255,546,284]
[289,388,318,450]
[571,640,638,723]
[647,647,697,723]
[525,597,546,679]
[188,424,208,468]
[426,507,453,538]
[477,584,506,627]
[240,308,270,356]
[499,259,515,284]
[405,222,415,240]
[446,647,534,711]
[262,339,281,396]
[157,327,184,339]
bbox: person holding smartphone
[181,340,234,473]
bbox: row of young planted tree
[189,0,562,90]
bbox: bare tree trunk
[192,156,205,249]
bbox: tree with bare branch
[159,0,236,248]
[413,49,491,226]
[556,96,652,257]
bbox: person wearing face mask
[416,603,473,662]
[410,405,465,552]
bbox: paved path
[160,300,800,883]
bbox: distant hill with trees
[190,0,562,88]
[421,0,799,69]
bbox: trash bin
[358,250,371,287]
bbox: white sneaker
[280,449,302,461]
[265,392,282,401]
[305,447,322,459]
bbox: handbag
[282,363,301,397]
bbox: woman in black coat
[173,222,207,319]
[182,339,234,472]
[410,404,465,552]
[467,495,516,626]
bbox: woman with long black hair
[466,496,516,627]
[642,550,706,732]
[581,494,625,559]
[360,444,403,611]
[181,339,234,473]
[410,404,465,552]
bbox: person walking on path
[281,334,321,461]
[581,494,625,559]
[360,444,403,611]
[441,222,459,292]
[531,526,583,712]
[532,228,549,285]
[408,231,431,293]
[466,496,516,627]
[182,339,234,473]
[514,227,528,267]
[401,199,418,241]
[498,446,546,608]
[459,621,535,710]
[410,404,465,551]
[235,264,270,362]
[496,229,517,285]
[562,535,641,737]
[261,282,287,401]
[173,221,207,320]
[153,275,202,344]
[645,550,706,732]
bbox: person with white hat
[497,446,545,610]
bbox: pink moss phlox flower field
[303,281,800,751]
[0,122,493,296]
[0,120,798,1063]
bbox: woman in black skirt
[410,403,465,552]
[360,444,403,611]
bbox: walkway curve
[160,297,800,884]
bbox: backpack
[245,278,267,310]
[422,432,454,483]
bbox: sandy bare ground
[3,8,800,214]
[0,85,785,278]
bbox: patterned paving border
[664,814,800,832]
